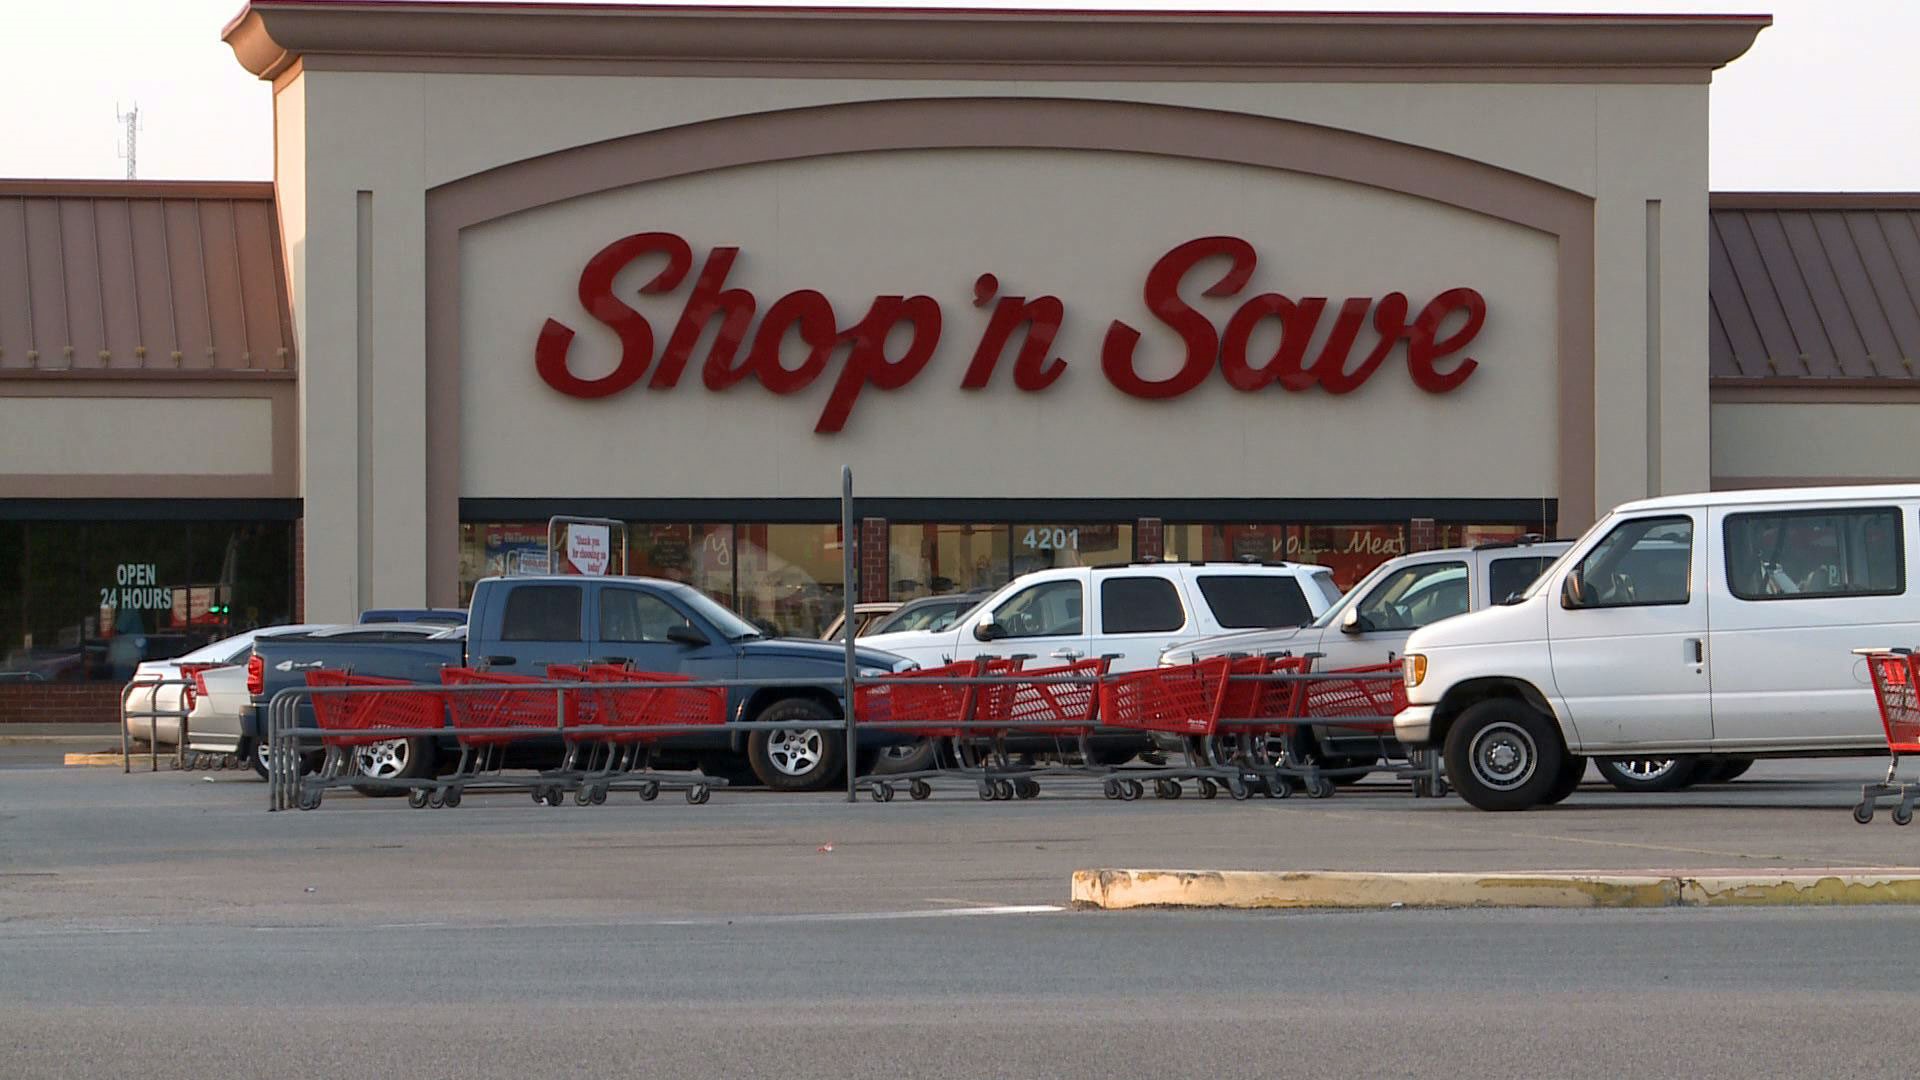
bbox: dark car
[251,575,914,792]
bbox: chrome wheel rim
[354,738,410,779]
[1468,721,1535,791]
[1610,758,1679,782]
[766,728,824,776]
[255,741,272,772]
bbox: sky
[0,0,1914,190]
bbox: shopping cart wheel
[591,785,609,806]
[297,789,322,811]
[1853,802,1874,824]
[1198,778,1218,800]
[574,787,594,807]
[1895,804,1914,827]
[1266,776,1292,799]
[1102,779,1121,800]
[1308,778,1338,800]
[982,780,1001,801]
[639,781,660,802]
[686,784,712,805]
[545,786,566,807]
[881,784,897,803]
[1122,779,1144,801]
[443,787,462,809]
[909,780,932,801]
[407,788,430,809]
[430,790,448,809]
[1227,778,1249,801]
[869,783,889,803]
[531,789,546,805]
[995,780,1017,801]
[1015,780,1040,800]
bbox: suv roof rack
[1472,535,1574,552]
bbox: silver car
[121,624,329,748]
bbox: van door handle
[1687,639,1704,665]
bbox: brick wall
[1136,517,1164,561]
[1409,517,1437,552]
[858,517,890,603]
[0,683,126,725]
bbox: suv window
[1568,516,1692,608]
[1196,575,1313,629]
[600,589,693,643]
[1488,556,1555,605]
[1100,577,1185,634]
[992,581,1082,638]
[500,585,583,642]
[1724,507,1904,601]
[1356,561,1468,631]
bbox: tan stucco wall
[0,397,272,475]
[274,69,1716,617]
[1712,401,1920,484]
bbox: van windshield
[1520,514,1612,601]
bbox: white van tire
[1442,700,1565,811]
[1595,756,1699,793]
[1539,754,1587,805]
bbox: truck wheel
[246,739,320,781]
[1442,699,1564,812]
[1595,755,1698,793]
[350,737,436,798]
[874,739,938,775]
[1540,754,1588,805]
[747,698,846,792]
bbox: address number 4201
[1021,527,1080,552]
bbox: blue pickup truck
[248,575,915,792]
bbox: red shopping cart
[560,663,726,805]
[854,658,994,802]
[1099,658,1247,800]
[1851,649,1920,824]
[1293,660,1445,798]
[963,657,1110,801]
[298,670,448,809]
[439,667,573,805]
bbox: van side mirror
[1560,572,1591,610]
[973,618,1005,642]
[1340,607,1367,635]
[666,624,710,647]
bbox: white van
[1398,484,1917,810]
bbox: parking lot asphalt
[6,758,1920,1078]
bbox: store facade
[211,2,1772,631]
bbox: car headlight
[1403,653,1428,688]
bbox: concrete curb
[65,752,152,767]
[1071,869,1920,910]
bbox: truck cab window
[500,585,583,642]
[601,590,693,643]
[992,581,1082,638]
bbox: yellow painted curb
[65,752,154,767]
[1071,869,1920,910]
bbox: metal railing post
[842,465,857,804]
[120,684,133,774]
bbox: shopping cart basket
[296,670,448,810]
[1851,648,1920,824]
[1099,658,1253,800]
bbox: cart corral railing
[262,663,1427,811]
[120,677,195,773]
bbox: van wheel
[1595,755,1699,793]
[747,698,846,792]
[1442,700,1564,811]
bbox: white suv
[858,561,1340,673]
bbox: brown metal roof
[0,180,295,375]
[1710,193,1920,381]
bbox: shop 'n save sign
[534,233,1486,433]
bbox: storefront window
[459,522,548,604]
[629,523,736,608]
[1289,524,1408,589]
[735,524,844,638]
[887,524,1010,600]
[1011,523,1132,577]
[0,520,294,683]
[1434,523,1550,549]
[1164,524,1290,564]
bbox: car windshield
[667,583,764,640]
[1306,560,1398,629]
[872,597,977,635]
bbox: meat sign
[534,232,1486,433]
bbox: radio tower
[116,103,141,180]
